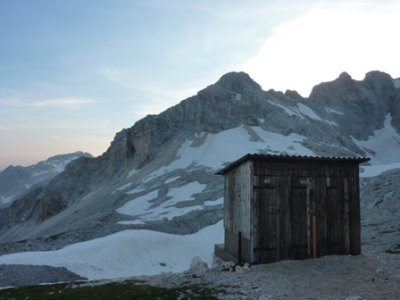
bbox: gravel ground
[0,265,85,288]
[138,252,400,300]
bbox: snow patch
[46,156,80,173]
[393,78,400,88]
[33,170,50,177]
[0,195,13,205]
[267,100,301,117]
[117,182,206,222]
[146,126,314,175]
[203,197,223,206]
[325,120,338,127]
[325,108,344,115]
[267,100,324,122]
[126,186,146,195]
[297,104,322,121]
[164,176,181,184]
[112,182,134,194]
[361,162,400,177]
[352,115,400,164]
[117,190,158,218]
[118,220,145,225]
[116,182,133,191]
[127,168,138,178]
[0,221,224,280]
[250,127,314,156]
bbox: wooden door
[290,187,309,259]
[326,184,345,254]
[255,186,279,263]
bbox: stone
[187,256,209,274]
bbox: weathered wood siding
[250,159,361,263]
[221,156,363,264]
[223,160,253,262]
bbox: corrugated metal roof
[216,153,370,175]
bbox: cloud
[0,125,12,132]
[0,97,95,110]
[242,3,400,96]
[98,69,133,89]
[31,97,95,109]
[99,68,202,118]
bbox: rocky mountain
[0,71,399,281]
[0,152,92,208]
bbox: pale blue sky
[1,0,399,169]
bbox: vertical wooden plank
[291,186,308,259]
[242,161,252,240]
[224,174,232,231]
[326,186,338,254]
[317,176,327,257]
[275,178,281,261]
[326,177,345,255]
[306,178,312,258]
[255,185,279,263]
[348,167,361,255]
[312,215,317,258]
[343,177,350,254]
[279,175,292,260]
[233,167,240,235]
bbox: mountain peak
[215,71,261,93]
[338,71,352,81]
[363,71,394,89]
[309,71,355,100]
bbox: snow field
[0,195,13,206]
[0,221,224,281]
[353,115,400,165]
[163,125,314,172]
[297,103,322,121]
[118,125,314,224]
[361,162,400,178]
[117,182,208,224]
[267,100,300,117]
[267,99,325,122]
[129,125,315,180]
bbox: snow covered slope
[353,115,400,165]
[0,221,223,280]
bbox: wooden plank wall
[249,159,361,263]
[223,160,253,259]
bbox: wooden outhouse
[215,154,369,264]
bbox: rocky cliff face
[0,152,92,208]
[308,71,400,139]
[0,70,399,250]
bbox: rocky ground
[360,170,400,253]
[140,252,400,300]
[0,265,85,288]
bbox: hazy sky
[1,0,399,169]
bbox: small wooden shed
[215,154,369,264]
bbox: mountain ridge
[0,151,92,208]
[0,70,399,251]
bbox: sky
[1,0,399,169]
